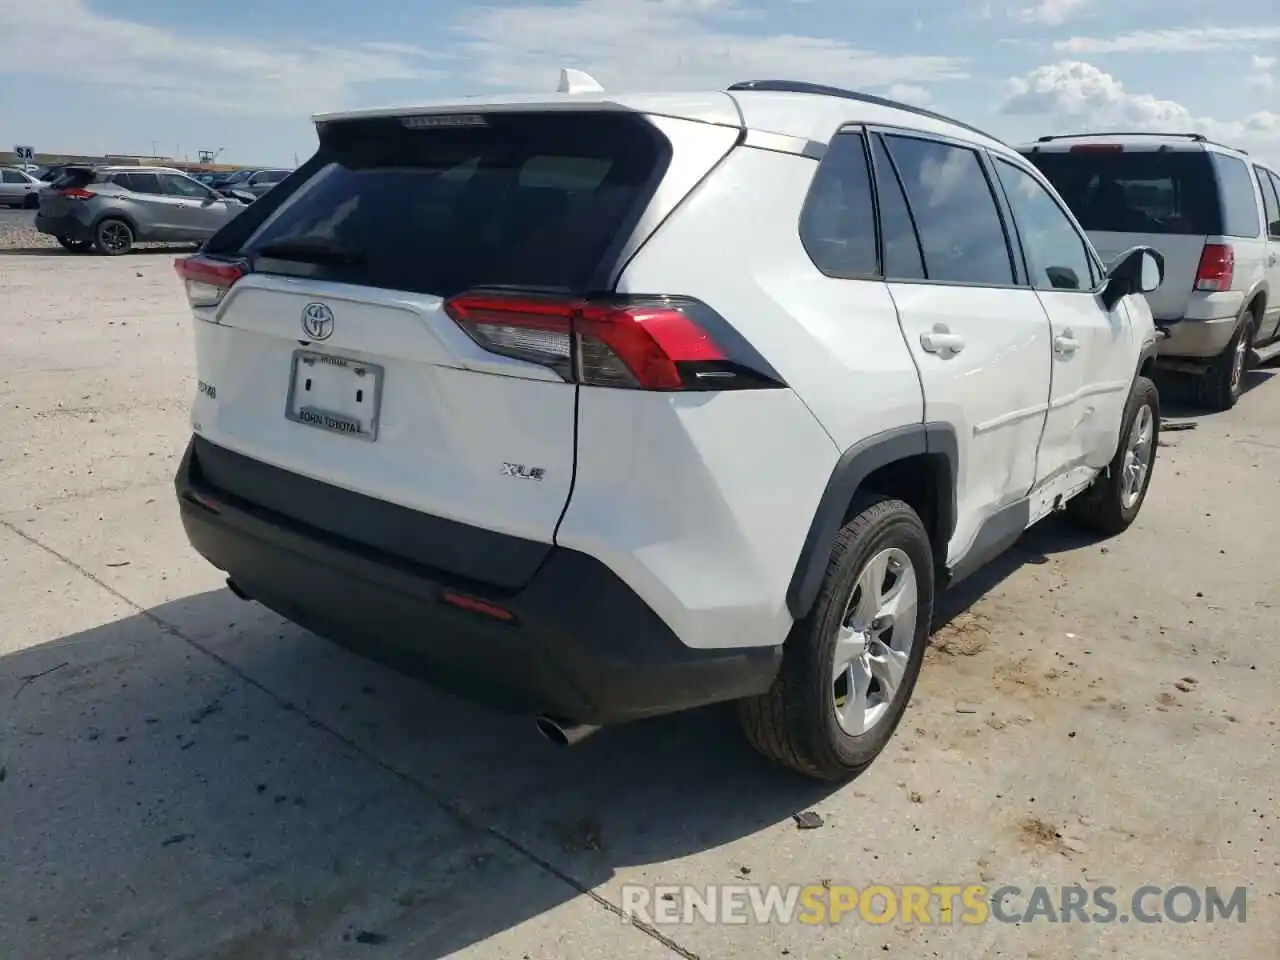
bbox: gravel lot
[0,249,1276,959]
[0,208,54,249]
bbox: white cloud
[452,0,967,92]
[1249,55,1277,93]
[887,84,933,106]
[0,0,447,117]
[1055,25,1280,54]
[1013,0,1091,27]
[1001,60,1280,164]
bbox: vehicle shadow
[0,589,844,958]
[1154,367,1275,420]
[931,512,1099,630]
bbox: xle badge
[502,463,545,481]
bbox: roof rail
[1035,131,1207,143]
[726,79,1005,145]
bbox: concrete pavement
[1,249,1276,959]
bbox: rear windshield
[1024,149,1221,236]
[231,112,671,298]
[51,168,97,189]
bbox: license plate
[285,350,383,441]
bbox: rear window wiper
[254,237,366,266]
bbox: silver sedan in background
[0,167,47,208]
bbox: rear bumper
[35,213,90,242]
[174,435,781,725]
[1155,316,1239,360]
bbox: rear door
[111,172,183,237]
[192,109,737,586]
[1023,145,1216,322]
[871,130,1053,567]
[0,169,28,204]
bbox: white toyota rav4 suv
[173,77,1164,781]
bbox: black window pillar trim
[785,422,959,620]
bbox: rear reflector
[1069,144,1124,152]
[1194,243,1234,292]
[444,292,728,391]
[174,255,245,308]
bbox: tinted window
[1259,170,1280,238]
[1025,149,1220,235]
[1210,153,1260,237]
[53,168,96,189]
[994,158,1096,292]
[258,170,288,183]
[235,112,670,298]
[1,169,25,184]
[799,132,878,278]
[114,173,164,194]
[883,135,1014,286]
[161,174,213,199]
[869,135,926,280]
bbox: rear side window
[1261,169,1280,238]
[1209,153,1260,237]
[869,136,926,280]
[1024,149,1219,235]
[114,173,163,194]
[1,170,25,184]
[234,112,671,298]
[799,132,878,278]
[883,134,1015,286]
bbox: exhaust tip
[226,578,251,601]
[534,715,600,747]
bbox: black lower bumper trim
[175,436,782,725]
[35,214,90,242]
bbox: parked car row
[33,165,252,255]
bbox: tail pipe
[534,715,601,747]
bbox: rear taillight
[443,292,766,391]
[173,255,245,309]
[1194,243,1234,292]
[59,187,95,200]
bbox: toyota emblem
[301,302,334,341]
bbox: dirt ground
[0,248,1276,959]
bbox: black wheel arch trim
[785,422,958,620]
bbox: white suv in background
[172,77,1164,781]
[1020,133,1280,410]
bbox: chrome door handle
[1054,333,1079,357]
[920,325,966,356]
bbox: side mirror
[1102,245,1165,311]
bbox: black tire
[56,236,92,252]
[23,194,39,209]
[738,495,934,781]
[1191,317,1251,411]
[1065,375,1160,536]
[93,218,134,256]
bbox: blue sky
[1,0,1277,166]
